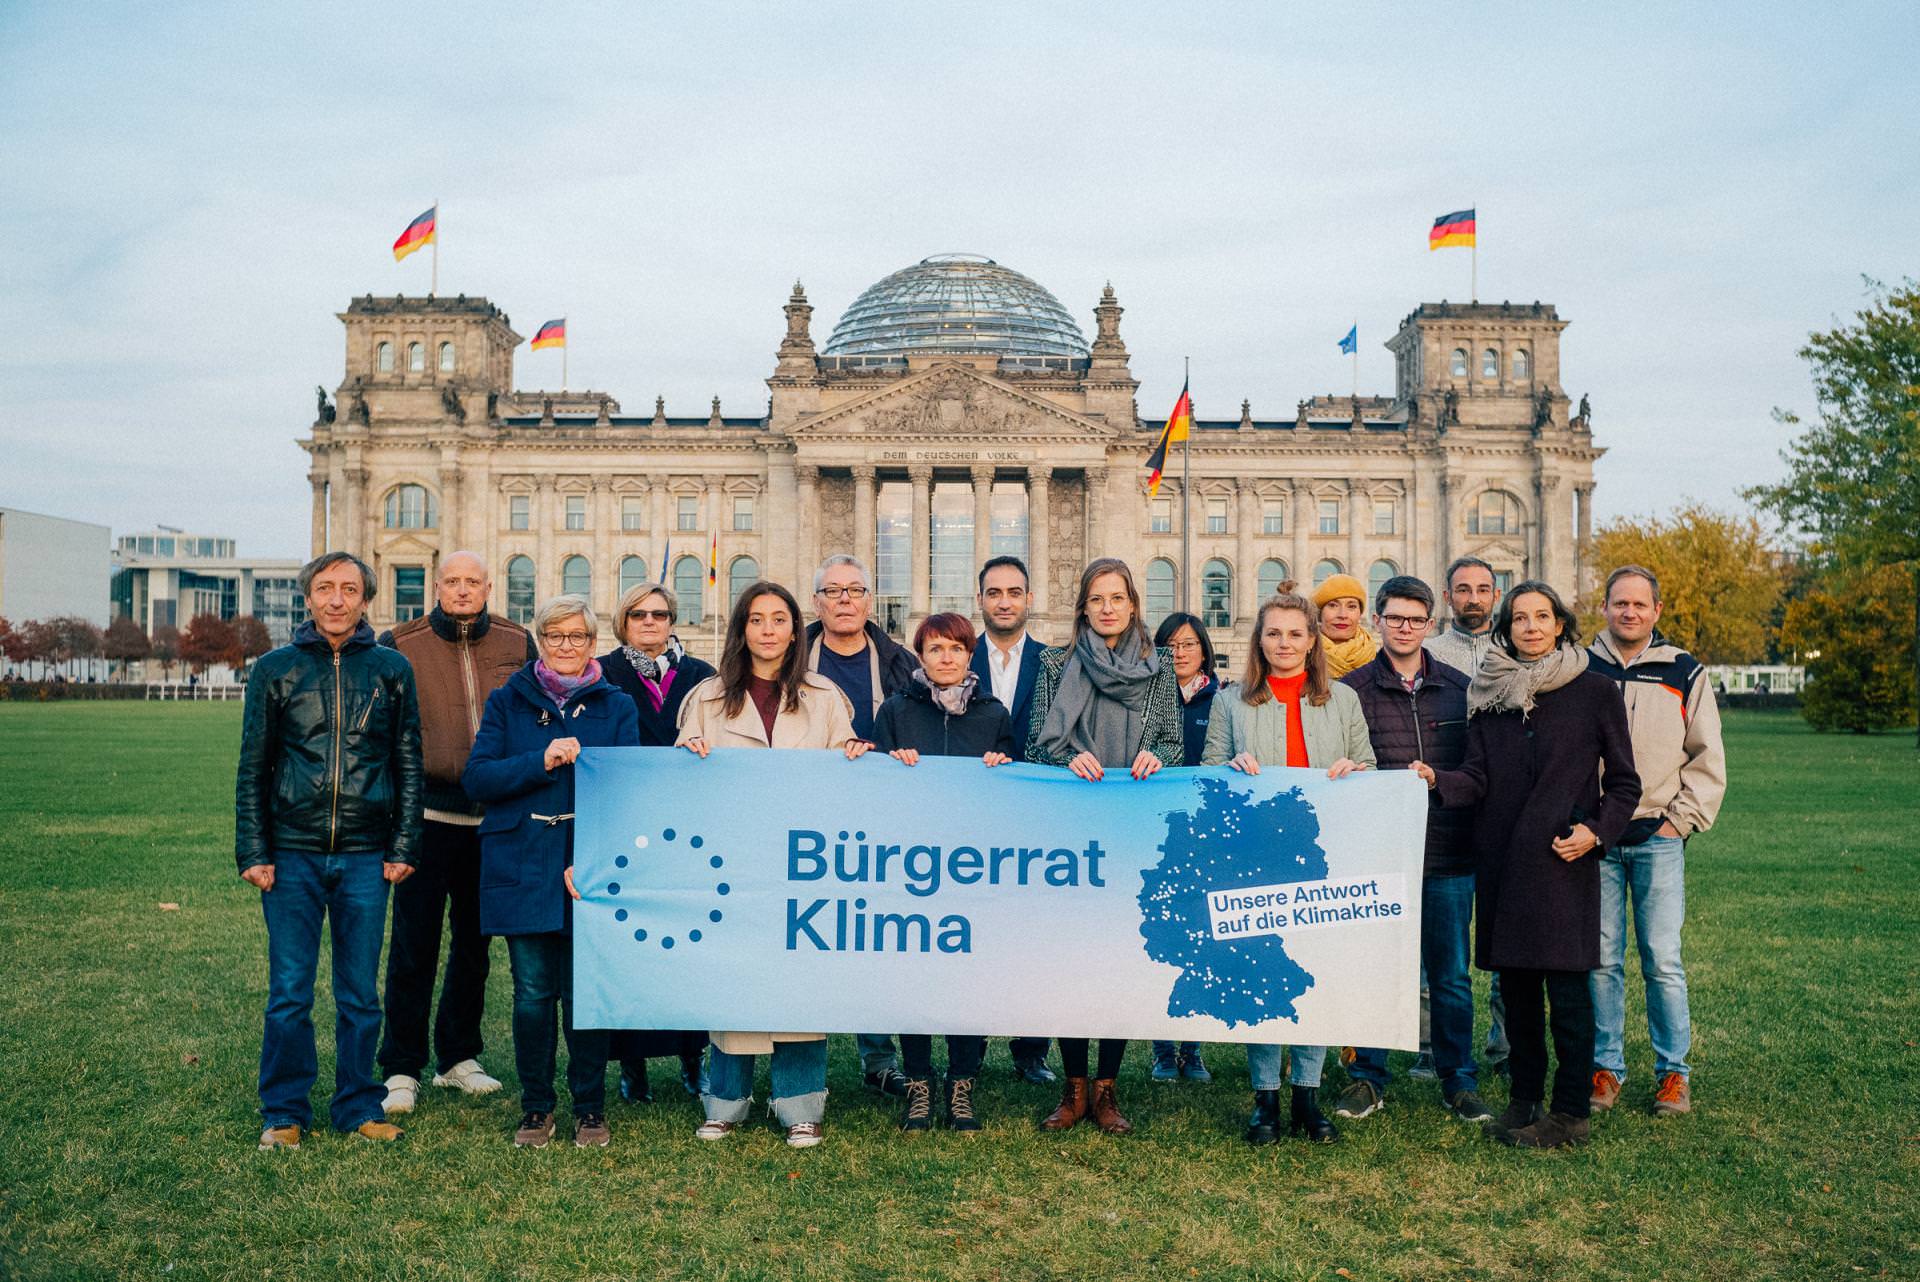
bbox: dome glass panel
[823,254,1089,358]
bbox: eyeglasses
[1380,614,1432,631]
[816,586,870,601]
[1167,640,1204,653]
[626,609,672,622]
[542,632,592,648]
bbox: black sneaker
[1012,1055,1056,1085]
[1446,1089,1494,1123]
[901,1078,934,1132]
[945,1077,981,1133]
[1332,1080,1385,1120]
[865,1067,909,1098]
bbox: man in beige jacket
[1585,565,1727,1118]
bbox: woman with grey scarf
[1025,558,1186,1136]
[1412,581,1641,1150]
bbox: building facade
[0,506,111,627]
[111,529,306,643]
[300,254,1602,666]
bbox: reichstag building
[302,254,1602,665]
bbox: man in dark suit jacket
[971,555,1055,1084]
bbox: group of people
[235,542,1724,1154]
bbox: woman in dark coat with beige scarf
[1412,581,1641,1150]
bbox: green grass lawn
[0,705,1914,1281]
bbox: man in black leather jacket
[236,551,423,1150]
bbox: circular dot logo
[605,828,730,950]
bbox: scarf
[534,658,603,711]
[913,667,979,716]
[1180,672,1213,703]
[1321,629,1380,679]
[1032,627,1163,768]
[623,637,684,711]
[1468,644,1588,718]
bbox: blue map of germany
[1137,779,1327,1028]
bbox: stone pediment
[379,532,440,558]
[1460,535,1528,567]
[789,364,1116,442]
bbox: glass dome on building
[823,254,1090,359]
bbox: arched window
[1201,558,1233,629]
[438,342,456,372]
[1482,348,1499,379]
[1367,558,1399,606]
[383,484,437,530]
[505,556,535,626]
[407,342,424,373]
[1312,558,1344,588]
[1468,490,1523,536]
[1450,348,1468,378]
[1144,558,1176,629]
[1512,347,1530,379]
[376,341,394,373]
[728,556,760,610]
[673,555,704,625]
[618,556,648,597]
[561,555,591,597]
[1257,558,1289,601]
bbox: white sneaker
[431,1059,503,1094]
[382,1075,420,1114]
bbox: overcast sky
[2,1,1915,556]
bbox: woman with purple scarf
[465,594,639,1149]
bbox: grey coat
[1200,680,1378,770]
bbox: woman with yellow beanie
[1312,574,1379,678]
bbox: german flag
[392,206,436,261]
[1145,381,1191,497]
[531,319,566,350]
[1429,208,1475,250]
[707,528,719,586]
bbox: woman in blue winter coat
[464,594,639,1151]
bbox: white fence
[145,682,245,701]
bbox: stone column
[1575,483,1596,604]
[592,477,614,616]
[649,481,669,581]
[1290,482,1313,585]
[308,468,329,557]
[1234,479,1256,623]
[971,464,995,570]
[908,464,933,616]
[1085,465,1109,567]
[343,465,368,559]
[439,461,463,561]
[1347,484,1366,580]
[795,465,820,594]
[1536,473,1563,591]
[535,476,556,598]
[328,459,348,556]
[852,465,877,572]
[1027,465,1052,629]
[1438,473,1462,580]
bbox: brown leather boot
[1040,1076,1089,1130]
[1089,1078,1133,1135]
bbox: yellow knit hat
[1311,574,1367,609]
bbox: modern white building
[111,528,306,644]
[0,506,111,627]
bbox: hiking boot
[354,1120,404,1142]
[1089,1078,1132,1135]
[514,1111,556,1148]
[694,1119,736,1141]
[1012,1053,1056,1085]
[1483,1098,1545,1143]
[381,1074,419,1115]
[1590,1069,1623,1111]
[1333,1079,1384,1119]
[1178,1048,1212,1083]
[1041,1077,1089,1131]
[1150,1044,1181,1082]
[573,1113,611,1147]
[1501,1110,1590,1149]
[1289,1086,1338,1143]
[257,1124,302,1151]
[1407,1052,1439,1080]
[619,1065,653,1104]
[785,1122,824,1148]
[945,1077,981,1133]
[1244,1090,1281,1145]
[1652,1073,1692,1116]
[1446,1089,1494,1123]
[432,1059,502,1095]
[864,1067,908,1098]
[901,1077,934,1132]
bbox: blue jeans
[1352,873,1478,1096]
[705,1040,829,1126]
[257,850,390,1132]
[856,1032,898,1075]
[505,932,610,1114]
[1246,1044,1329,1089]
[1591,835,1691,1079]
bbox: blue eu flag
[1338,325,1358,355]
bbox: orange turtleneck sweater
[1266,671,1311,768]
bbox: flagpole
[1180,356,1191,616]
[562,330,568,393]
[431,198,439,298]
[1471,200,1477,303]
[1351,319,1359,400]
